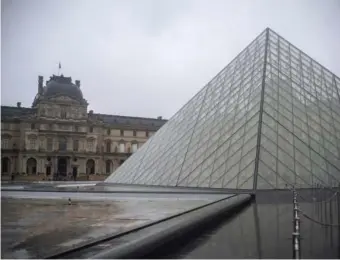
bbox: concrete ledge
[55,194,252,259]
[93,194,252,259]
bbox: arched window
[47,138,53,151]
[1,157,11,174]
[86,159,95,174]
[28,136,37,150]
[73,139,79,151]
[119,142,125,153]
[132,143,138,153]
[26,157,37,174]
[87,139,94,152]
[1,135,11,149]
[105,160,112,174]
[59,137,67,151]
[106,140,111,153]
[61,107,67,119]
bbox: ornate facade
[1,74,167,178]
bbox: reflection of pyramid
[106,28,340,189]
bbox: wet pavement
[1,181,245,194]
[1,195,219,259]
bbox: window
[39,138,44,150]
[146,131,149,137]
[1,137,9,149]
[133,130,137,137]
[106,141,111,153]
[86,159,95,174]
[75,125,79,132]
[107,129,111,135]
[29,138,36,150]
[132,143,138,153]
[73,140,79,151]
[87,139,94,152]
[120,130,124,136]
[47,138,53,151]
[2,123,9,130]
[2,157,10,173]
[119,143,125,153]
[89,126,93,133]
[61,107,67,119]
[106,160,112,174]
[31,123,36,130]
[59,137,67,151]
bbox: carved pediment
[27,134,37,139]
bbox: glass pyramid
[106,28,340,190]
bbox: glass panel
[106,28,340,190]
[237,160,255,188]
[258,160,277,188]
[257,170,276,189]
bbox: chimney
[157,116,162,120]
[89,110,93,115]
[17,102,21,108]
[75,80,80,87]
[38,76,43,94]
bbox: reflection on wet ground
[1,197,216,259]
[161,190,340,259]
[1,182,241,194]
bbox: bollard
[338,184,340,226]
[292,189,301,259]
[68,198,72,205]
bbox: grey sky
[2,0,340,119]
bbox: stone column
[17,154,22,174]
[67,157,71,174]
[37,157,43,173]
[79,158,86,175]
[21,156,27,173]
[95,158,100,174]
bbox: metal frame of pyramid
[106,28,340,190]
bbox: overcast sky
[1,0,340,119]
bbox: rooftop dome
[44,74,83,102]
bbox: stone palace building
[1,74,167,178]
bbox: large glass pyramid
[106,28,340,190]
